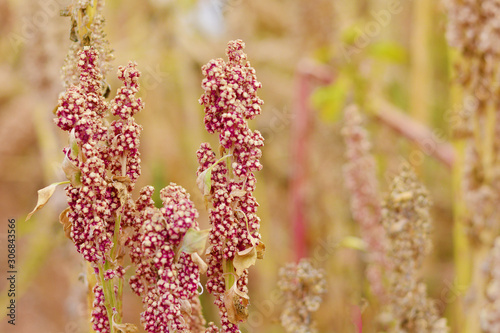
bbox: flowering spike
[198,39,264,332]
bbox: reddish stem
[290,60,333,261]
[373,98,455,169]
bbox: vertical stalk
[223,258,235,291]
[98,264,116,333]
[290,64,311,261]
[452,139,470,332]
[117,277,123,321]
[86,262,97,333]
[409,0,432,124]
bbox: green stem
[98,264,115,333]
[223,258,235,291]
[117,276,123,321]
[452,139,471,332]
[111,213,121,260]
[226,153,233,178]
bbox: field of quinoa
[1,0,499,332]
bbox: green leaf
[311,73,350,123]
[339,236,367,251]
[340,23,364,45]
[367,41,407,64]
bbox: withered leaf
[112,175,131,184]
[59,207,72,239]
[179,298,192,316]
[233,247,257,276]
[178,228,210,256]
[68,128,79,158]
[111,178,130,207]
[196,168,212,197]
[26,182,68,221]
[255,240,266,259]
[112,310,138,332]
[191,253,208,274]
[230,189,246,198]
[196,154,232,197]
[113,321,138,333]
[224,281,250,324]
[62,154,82,187]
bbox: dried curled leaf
[26,182,68,221]
[112,311,138,332]
[255,240,266,259]
[196,154,232,197]
[191,253,208,274]
[111,176,131,206]
[62,154,82,187]
[59,207,72,239]
[230,189,246,198]
[179,298,192,316]
[112,175,132,184]
[224,280,250,324]
[196,168,212,197]
[68,128,79,158]
[113,321,138,333]
[178,228,210,256]
[233,247,257,276]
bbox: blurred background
[0,0,456,332]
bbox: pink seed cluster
[127,184,202,333]
[198,40,264,332]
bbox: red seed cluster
[126,184,203,333]
[54,46,146,331]
[55,47,145,265]
[91,285,110,333]
[56,47,107,136]
[108,63,144,185]
[198,40,264,332]
[199,39,263,134]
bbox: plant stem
[87,262,97,333]
[117,276,123,321]
[409,0,432,124]
[223,258,235,291]
[99,263,116,333]
[111,213,121,260]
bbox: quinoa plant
[278,259,326,333]
[382,165,448,333]
[27,1,265,332]
[341,104,387,301]
[481,237,500,332]
[197,39,265,331]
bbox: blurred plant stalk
[409,0,432,124]
[445,1,500,331]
